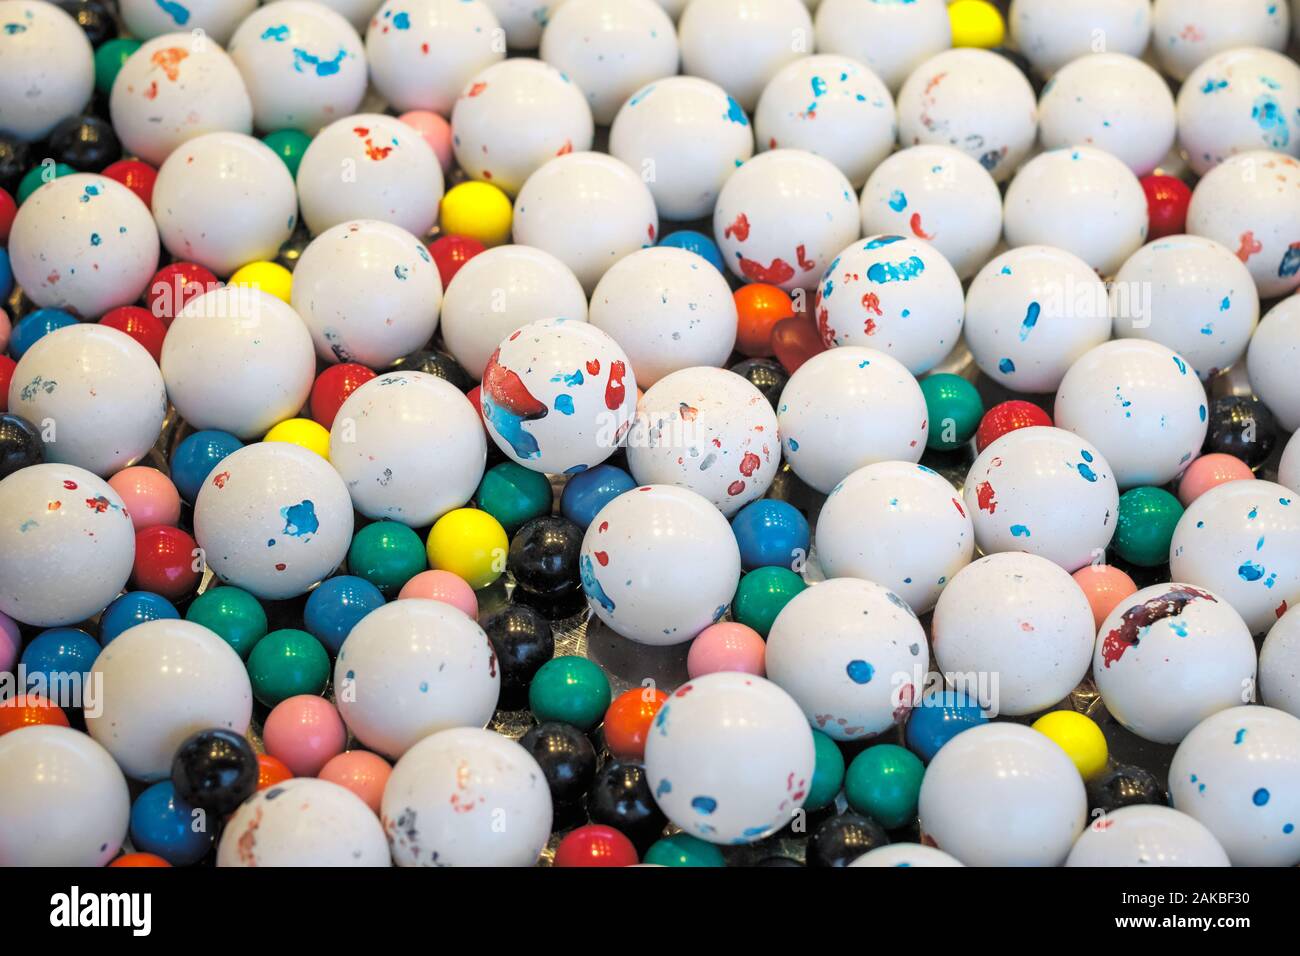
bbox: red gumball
[256,753,294,791]
[132,525,201,600]
[0,187,16,245]
[0,355,14,414]
[553,825,639,868]
[101,159,159,208]
[146,261,220,325]
[466,385,488,432]
[311,362,378,428]
[1140,174,1192,241]
[975,400,1053,453]
[771,313,827,374]
[100,306,167,363]
[428,234,486,288]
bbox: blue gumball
[730,498,810,571]
[100,591,180,645]
[0,247,12,301]
[904,689,990,763]
[9,308,78,360]
[304,575,386,655]
[659,229,725,273]
[129,781,214,866]
[560,463,637,530]
[169,429,243,502]
[20,627,100,707]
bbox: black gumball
[170,729,259,817]
[45,115,121,173]
[807,812,889,867]
[482,605,554,708]
[728,357,788,411]
[1089,763,1168,816]
[0,136,30,195]
[508,516,584,598]
[389,349,474,392]
[52,0,116,47]
[587,761,667,851]
[519,720,597,809]
[1203,395,1277,469]
[0,414,45,480]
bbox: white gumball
[918,722,1087,866]
[1178,48,1300,176]
[678,0,812,112]
[1055,340,1209,489]
[227,1,367,134]
[627,367,778,516]
[9,174,159,317]
[0,0,92,142]
[1169,705,1300,867]
[152,132,297,277]
[120,0,257,44]
[1095,583,1256,744]
[1187,151,1300,300]
[1009,0,1150,77]
[483,0,568,49]
[849,844,964,867]
[366,0,504,116]
[512,152,658,294]
[1066,806,1231,867]
[859,145,1002,281]
[1112,236,1259,379]
[329,372,486,527]
[1004,147,1149,276]
[1038,53,1176,176]
[580,485,741,645]
[192,442,355,600]
[441,245,589,381]
[814,235,964,375]
[292,220,442,367]
[754,55,896,190]
[1281,430,1300,494]
[645,673,814,843]
[450,58,594,196]
[964,246,1110,394]
[0,726,130,867]
[109,34,253,167]
[778,347,928,494]
[813,0,949,93]
[9,325,165,477]
[1153,0,1291,81]
[933,553,1096,717]
[816,462,973,614]
[297,113,444,237]
[1247,296,1300,430]
[1170,480,1300,636]
[87,619,253,781]
[162,287,316,439]
[589,248,737,387]
[382,727,552,866]
[336,600,500,759]
[0,464,134,627]
[279,0,385,32]
[540,0,679,125]
[1261,606,1300,718]
[609,77,754,222]
[896,48,1037,184]
[963,427,1119,573]
[766,578,928,741]
[218,778,390,867]
[714,149,860,293]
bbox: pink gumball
[397,569,478,618]
[686,622,766,679]
[262,695,346,777]
[1177,453,1255,506]
[108,466,182,531]
[0,611,20,673]
[1072,564,1139,631]
[318,750,392,814]
[398,110,453,174]
[0,308,10,353]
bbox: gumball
[398,570,479,619]
[643,832,725,866]
[185,586,268,660]
[808,812,889,867]
[1261,607,1300,718]
[730,499,809,572]
[1178,453,1255,507]
[398,111,453,173]
[256,753,293,791]
[588,761,668,850]
[131,526,200,601]
[248,629,331,706]
[1055,340,1209,489]
[15,163,76,205]
[519,720,597,809]
[319,750,392,815]
[0,187,13,244]
[733,283,793,358]
[110,852,171,867]
[219,778,388,867]
[678,0,810,112]
[311,363,377,430]
[1178,49,1300,176]
[1187,151,1300,300]
[1203,395,1277,469]
[482,604,554,708]
[0,0,93,142]
[229,260,293,304]
[1141,174,1193,241]
[920,374,982,450]
[1072,564,1138,631]
[1032,710,1108,781]
[438,182,512,250]
[20,628,98,706]
[903,690,988,763]
[1282,432,1300,495]
[94,36,141,95]
[347,521,428,596]
[778,347,929,494]
[509,515,584,598]
[262,128,313,179]
[427,237,486,292]
[0,463,134,627]
[1090,763,1167,816]
[0,726,129,866]
[771,313,828,374]
[813,0,950,92]
[1008,0,1150,76]
[1169,705,1300,867]
[844,744,925,829]
[264,418,330,461]
[602,688,669,762]
[169,430,243,503]
[529,655,611,731]
[303,575,385,655]
[7,309,78,360]
[426,508,508,589]
[1067,805,1230,867]
[609,77,753,223]
[1154,0,1291,80]
[483,0,562,48]
[382,727,553,867]
[146,261,219,325]
[119,0,256,44]
[99,591,179,645]
[1113,487,1184,568]
[714,150,860,293]
[100,305,167,363]
[732,567,805,638]
[560,463,636,530]
[262,695,347,777]
[0,692,69,736]
[476,462,553,536]
[850,844,963,866]
[0,362,13,418]
[1248,298,1300,431]
[170,728,258,818]
[45,114,120,173]
[686,622,765,681]
[554,824,639,867]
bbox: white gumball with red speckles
[678,0,811,112]
[1262,606,1300,718]
[766,578,928,741]
[813,0,950,92]
[715,150,860,293]
[627,367,778,516]
[1247,297,1300,431]
[1066,806,1230,867]
[0,0,93,142]
[219,778,390,866]
[1153,0,1290,81]
[120,0,257,44]
[1009,0,1150,77]
[645,672,814,844]
[580,485,741,645]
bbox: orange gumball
[110,853,172,868]
[734,283,794,357]
[603,687,669,760]
[256,752,294,791]
[0,692,70,736]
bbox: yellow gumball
[1032,710,1108,780]
[426,508,509,589]
[948,0,1005,49]
[264,418,331,460]
[229,261,293,303]
[439,181,513,248]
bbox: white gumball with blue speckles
[484,0,568,49]
[120,0,257,45]
[1261,605,1300,718]
[678,0,812,112]
[219,778,390,867]
[579,484,740,645]
[1095,583,1256,745]
[1169,480,1300,636]
[815,235,964,375]
[645,672,814,844]
[1054,340,1209,489]
[193,442,355,600]
[1065,806,1231,867]
[814,0,950,93]
[0,0,93,142]
[933,552,1095,717]
[963,246,1110,394]
[1169,705,1300,867]
[1153,0,1291,81]
[1009,0,1150,77]
[766,577,928,741]
[849,844,964,867]
[1247,295,1300,431]
[335,600,500,760]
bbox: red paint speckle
[975,481,997,514]
[724,213,751,242]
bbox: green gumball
[528,655,611,731]
[348,520,427,596]
[643,833,726,867]
[732,566,806,637]
[262,129,313,178]
[247,629,331,707]
[476,462,553,536]
[94,38,141,96]
[844,743,925,829]
[1113,486,1184,567]
[805,729,846,812]
[920,373,984,451]
[185,586,268,659]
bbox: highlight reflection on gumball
[1247,297,1300,432]
[1065,805,1230,867]
[687,622,766,679]
[604,687,669,761]
[1177,453,1255,506]
[218,778,389,867]
[263,695,347,777]
[1072,564,1138,630]
[0,0,94,142]
[398,570,478,618]
[319,751,392,815]
[678,0,811,111]
[813,0,950,92]
[1261,606,1300,718]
